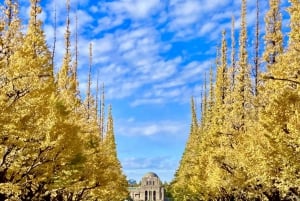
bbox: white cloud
[211,11,234,22]
[117,120,186,137]
[40,0,224,104]
[130,98,165,107]
[122,156,177,170]
[90,5,99,13]
[106,81,142,99]
[75,24,184,101]
[71,10,94,32]
[153,80,185,89]
[39,0,275,107]
[166,0,234,39]
[91,36,114,54]
[171,0,201,17]
[127,59,211,106]
[202,0,231,11]
[199,22,217,36]
[94,16,125,33]
[107,0,161,19]
[168,0,202,30]
[118,39,135,53]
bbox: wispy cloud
[100,0,161,19]
[131,60,211,106]
[39,0,281,108]
[121,156,179,182]
[166,0,234,39]
[117,120,187,137]
[41,0,246,106]
[122,156,177,170]
[168,0,202,28]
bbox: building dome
[129,172,165,201]
[143,172,159,178]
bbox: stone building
[128,172,165,201]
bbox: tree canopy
[171,0,300,200]
[0,0,128,200]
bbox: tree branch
[264,75,300,85]
[75,182,100,201]
[16,145,54,183]
[220,162,234,175]
[0,146,14,167]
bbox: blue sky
[17,0,290,182]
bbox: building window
[153,191,156,201]
[145,191,148,201]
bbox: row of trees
[171,0,300,200]
[0,0,128,200]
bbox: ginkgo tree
[0,0,128,200]
[171,0,300,200]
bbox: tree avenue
[171,0,300,200]
[1,0,300,200]
[0,0,127,200]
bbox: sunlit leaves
[171,0,300,200]
[0,0,128,200]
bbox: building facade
[129,172,165,201]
